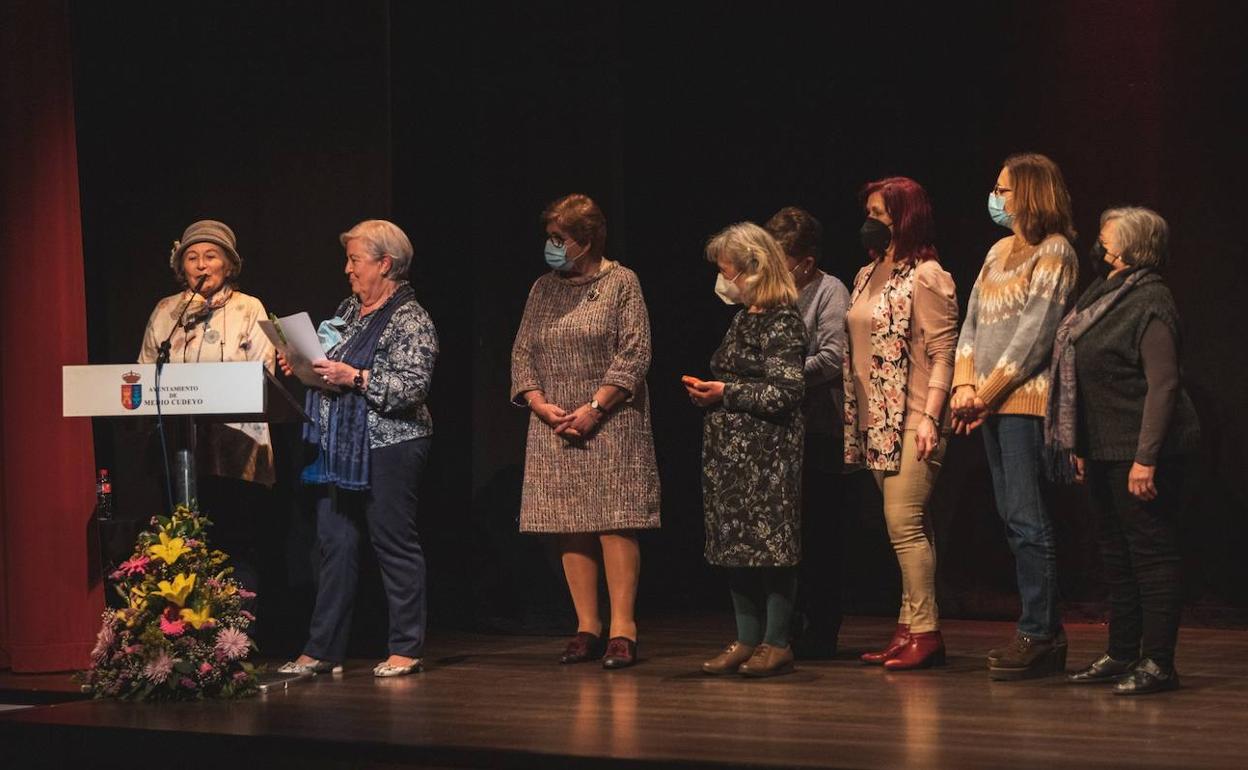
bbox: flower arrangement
[78,505,259,700]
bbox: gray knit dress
[510,261,661,533]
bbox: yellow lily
[179,605,215,629]
[126,587,148,617]
[155,573,196,607]
[148,531,191,565]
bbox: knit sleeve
[977,240,1079,408]
[1136,318,1180,466]
[804,276,850,386]
[953,268,984,389]
[510,278,544,405]
[723,310,806,419]
[600,270,652,396]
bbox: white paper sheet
[259,312,339,391]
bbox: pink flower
[237,588,256,600]
[142,651,174,684]
[240,610,255,622]
[91,620,116,663]
[179,677,197,689]
[199,662,214,675]
[159,609,187,637]
[214,627,251,661]
[125,644,143,655]
[233,670,249,683]
[185,539,201,548]
[117,555,150,577]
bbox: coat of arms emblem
[121,370,142,410]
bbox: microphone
[156,274,208,371]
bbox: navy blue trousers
[304,437,430,662]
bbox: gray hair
[1101,207,1168,269]
[339,219,413,278]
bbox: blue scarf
[300,283,414,490]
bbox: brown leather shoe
[702,641,756,675]
[602,637,637,669]
[860,623,910,665]
[559,632,606,664]
[738,643,795,678]
[987,632,1068,680]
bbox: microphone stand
[154,274,207,512]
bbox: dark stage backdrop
[71,1,1248,656]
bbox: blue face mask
[988,192,1014,229]
[317,316,348,352]
[544,240,585,272]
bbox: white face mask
[714,270,744,305]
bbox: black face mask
[1089,241,1112,277]
[860,217,892,254]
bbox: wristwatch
[353,369,366,392]
[590,398,608,415]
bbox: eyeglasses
[546,233,566,247]
[991,185,1013,196]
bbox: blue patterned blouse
[317,283,439,448]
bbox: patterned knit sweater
[953,234,1078,416]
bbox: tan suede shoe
[701,641,756,675]
[738,643,795,678]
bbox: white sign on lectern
[63,362,267,418]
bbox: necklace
[360,286,395,315]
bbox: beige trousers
[872,429,942,633]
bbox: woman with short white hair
[1047,206,1199,695]
[280,219,440,678]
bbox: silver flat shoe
[277,659,342,675]
[373,659,423,677]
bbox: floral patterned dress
[702,306,807,567]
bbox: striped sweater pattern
[953,234,1078,416]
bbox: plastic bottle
[95,468,113,520]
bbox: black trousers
[794,430,844,641]
[1087,458,1184,669]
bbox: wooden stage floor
[3,614,1247,769]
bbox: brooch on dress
[586,287,600,302]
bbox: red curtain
[0,0,102,672]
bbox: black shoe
[1114,658,1179,695]
[987,631,1068,681]
[1067,653,1138,684]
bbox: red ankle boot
[884,630,946,670]
[860,623,911,665]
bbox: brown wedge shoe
[702,641,756,675]
[738,643,795,678]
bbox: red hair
[860,176,939,264]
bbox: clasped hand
[949,385,987,435]
[531,401,601,440]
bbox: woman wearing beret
[138,219,275,594]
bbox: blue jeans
[305,437,430,662]
[982,416,1060,638]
